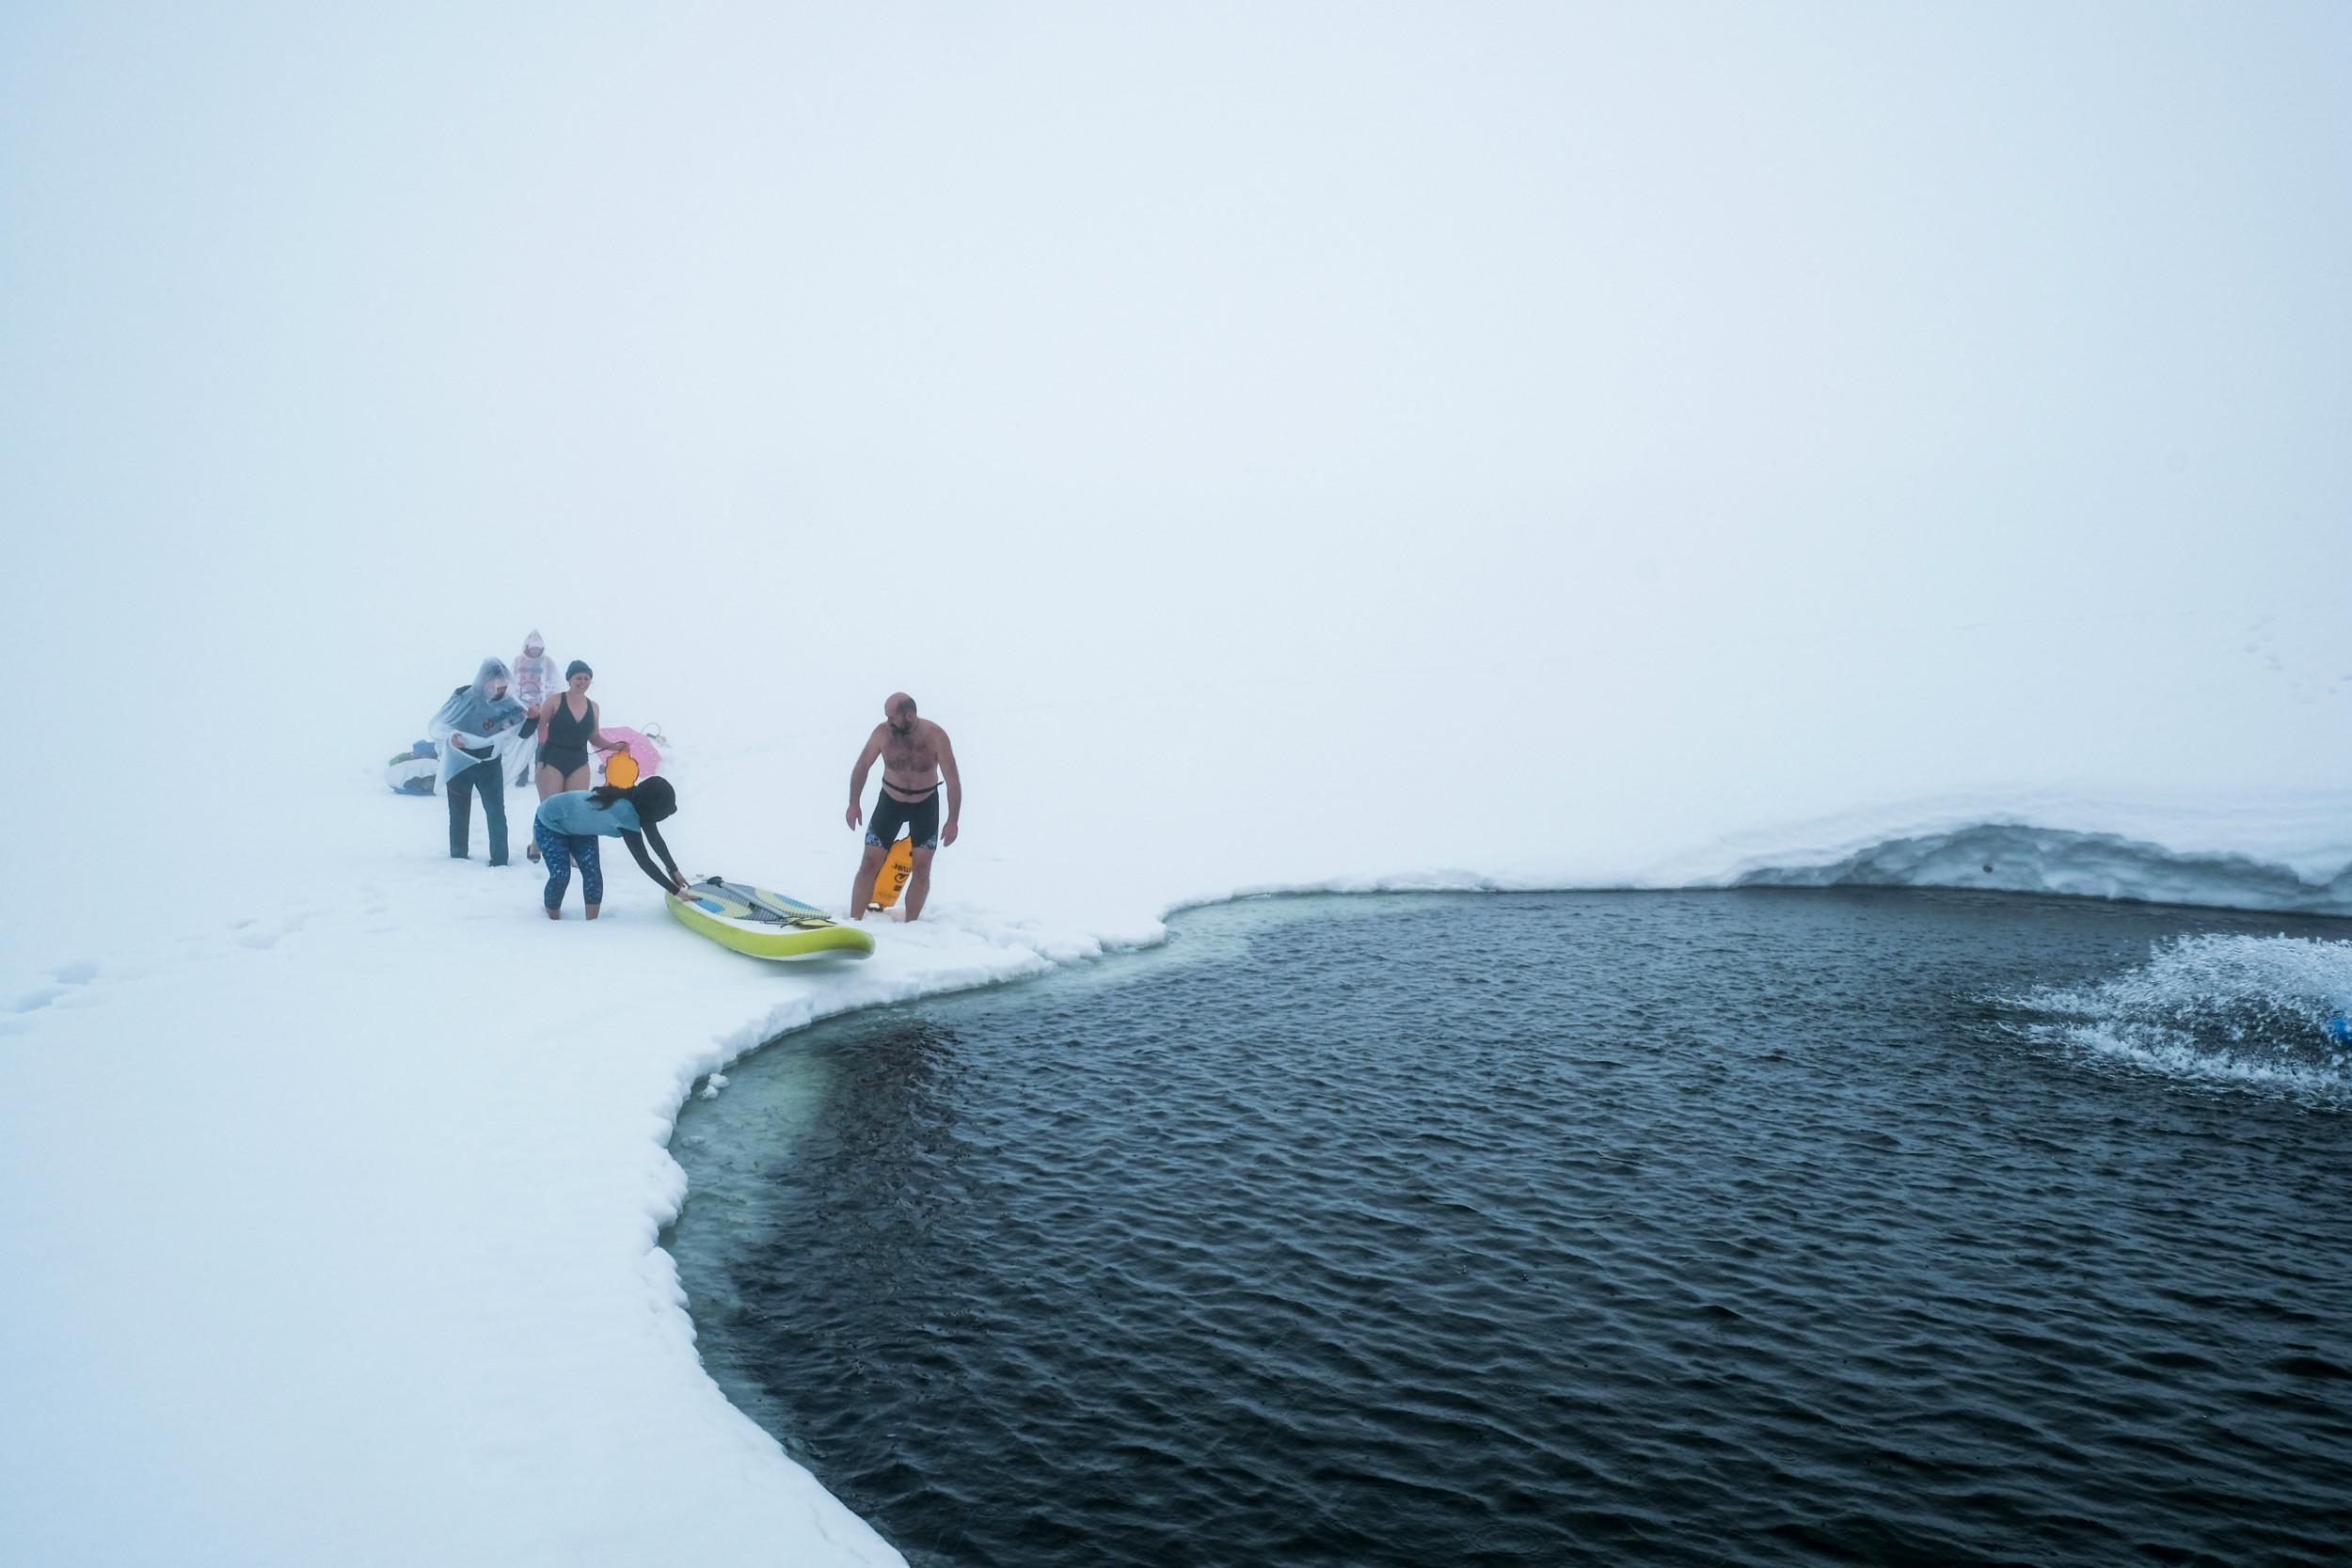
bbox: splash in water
[2006,932,2352,1105]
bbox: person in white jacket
[510,631,557,784]
[513,630,556,713]
[428,657,526,864]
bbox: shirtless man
[845,692,961,922]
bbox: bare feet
[545,907,560,920]
[586,905,600,920]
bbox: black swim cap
[633,775,677,822]
[565,659,593,679]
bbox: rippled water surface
[667,890,2352,1567]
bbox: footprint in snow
[10,960,99,1015]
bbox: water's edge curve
[649,809,2352,1562]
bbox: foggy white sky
[3,1,2348,898]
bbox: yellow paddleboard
[870,835,915,911]
[668,879,875,961]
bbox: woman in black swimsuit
[527,659,626,863]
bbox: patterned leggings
[535,821,604,911]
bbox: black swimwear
[866,783,942,849]
[538,695,596,775]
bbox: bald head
[885,692,917,736]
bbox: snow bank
[1173,792,2352,919]
[1731,823,2352,915]
[1683,794,2352,917]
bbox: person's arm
[937,728,962,847]
[845,728,883,830]
[619,828,686,894]
[430,689,486,759]
[433,706,480,749]
[642,820,685,887]
[587,700,621,752]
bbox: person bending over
[527,659,627,862]
[845,691,961,922]
[533,777,688,920]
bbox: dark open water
[666,890,2352,1567]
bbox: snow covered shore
[4,721,2345,1567]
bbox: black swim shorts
[866,784,942,850]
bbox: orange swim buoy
[603,748,641,789]
[869,835,915,911]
